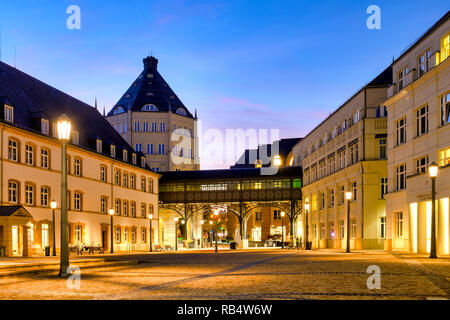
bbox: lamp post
[345,191,352,253]
[429,162,438,259]
[50,199,57,256]
[57,114,71,277]
[148,214,153,252]
[209,220,213,248]
[281,211,285,249]
[200,220,204,248]
[304,203,310,250]
[108,209,114,254]
[174,217,179,250]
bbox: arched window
[113,106,125,115]
[141,104,159,112]
[175,108,187,116]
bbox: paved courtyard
[0,249,449,300]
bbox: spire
[95,97,98,110]
[195,108,198,119]
[103,106,106,117]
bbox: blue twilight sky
[0,1,449,168]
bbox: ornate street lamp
[57,114,71,277]
[148,213,153,252]
[174,217,179,250]
[345,191,352,253]
[273,155,282,167]
[281,211,285,249]
[304,203,310,250]
[50,199,57,256]
[108,209,114,254]
[429,162,438,259]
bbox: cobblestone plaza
[0,249,448,300]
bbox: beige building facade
[0,61,160,257]
[291,68,392,250]
[384,13,450,255]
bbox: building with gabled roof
[106,56,200,172]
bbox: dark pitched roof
[231,138,302,169]
[107,56,194,118]
[160,166,302,183]
[0,205,24,216]
[0,61,148,168]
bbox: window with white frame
[340,220,345,239]
[320,223,325,239]
[124,228,128,242]
[440,92,450,126]
[141,203,146,218]
[132,154,137,165]
[115,199,121,215]
[131,202,136,217]
[135,144,142,152]
[4,105,14,122]
[123,201,128,216]
[74,158,81,176]
[147,144,154,154]
[328,156,335,174]
[151,122,157,132]
[41,149,49,169]
[123,172,128,188]
[75,226,82,243]
[141,177,146,191]
[123,150,128,161]
[143,122,149,132]
[416,156,429,174]
[25,144,34,165]
[440,33,449,62]
[8,139,18,162]
[25,184,34,205]
[416,105,428,137]
[72,131,79,145]
[320,192,325,209]
[8,181,18,203]
[353,110,360,124]
[338,150,346,169]
[100,165,107,182]
[130,174,136,189]
[115,227,121,243]
[350,144,358,165]
[40,187,49,207]
[148,179,153,193]
[131,228,136,242]
[396,164,406,191]
[134,122,140,132]
[351,181,357,201]
[141,228,147,242]
[396,118,406,145]
[115,170,121,185]
[339,186,345,205]
[319,161,326,178]
[100,196,107,214]
[41,119,49,135]
[158,144,165,155]
[398,67,408,90]
[329,189,335,207]
[74,192,82,211]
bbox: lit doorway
[252,227,261,241]
[12,226,19,256]
[41,224,49,248]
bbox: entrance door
[102,231,107,250]
[12,226,19,255]
[41,224,49,248]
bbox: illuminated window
[100,196,107,214]
[440,33,449,62]
[115,227,121,243]
[74,158,82,176]
[75,226,82,243]
[96,139,102,153]
[111,145,116,158]
[41,224,49,247]
[141,177,146,191]
[381,178,387,199]
[72,131,79,145]
[438,147,450,167]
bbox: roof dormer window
[41,119,49,135]
[111,145,116,158]
[96,139,102,153]
[4,105,13,122]
[123,149,128,161]
[141,156,146,167]
[142,104,158,112]
[175,108,187,116]
[72,130,79,145]
[113,106,125,115]
[147,74,153,78]
[132,153,137,165]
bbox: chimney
[143,56,158,71]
